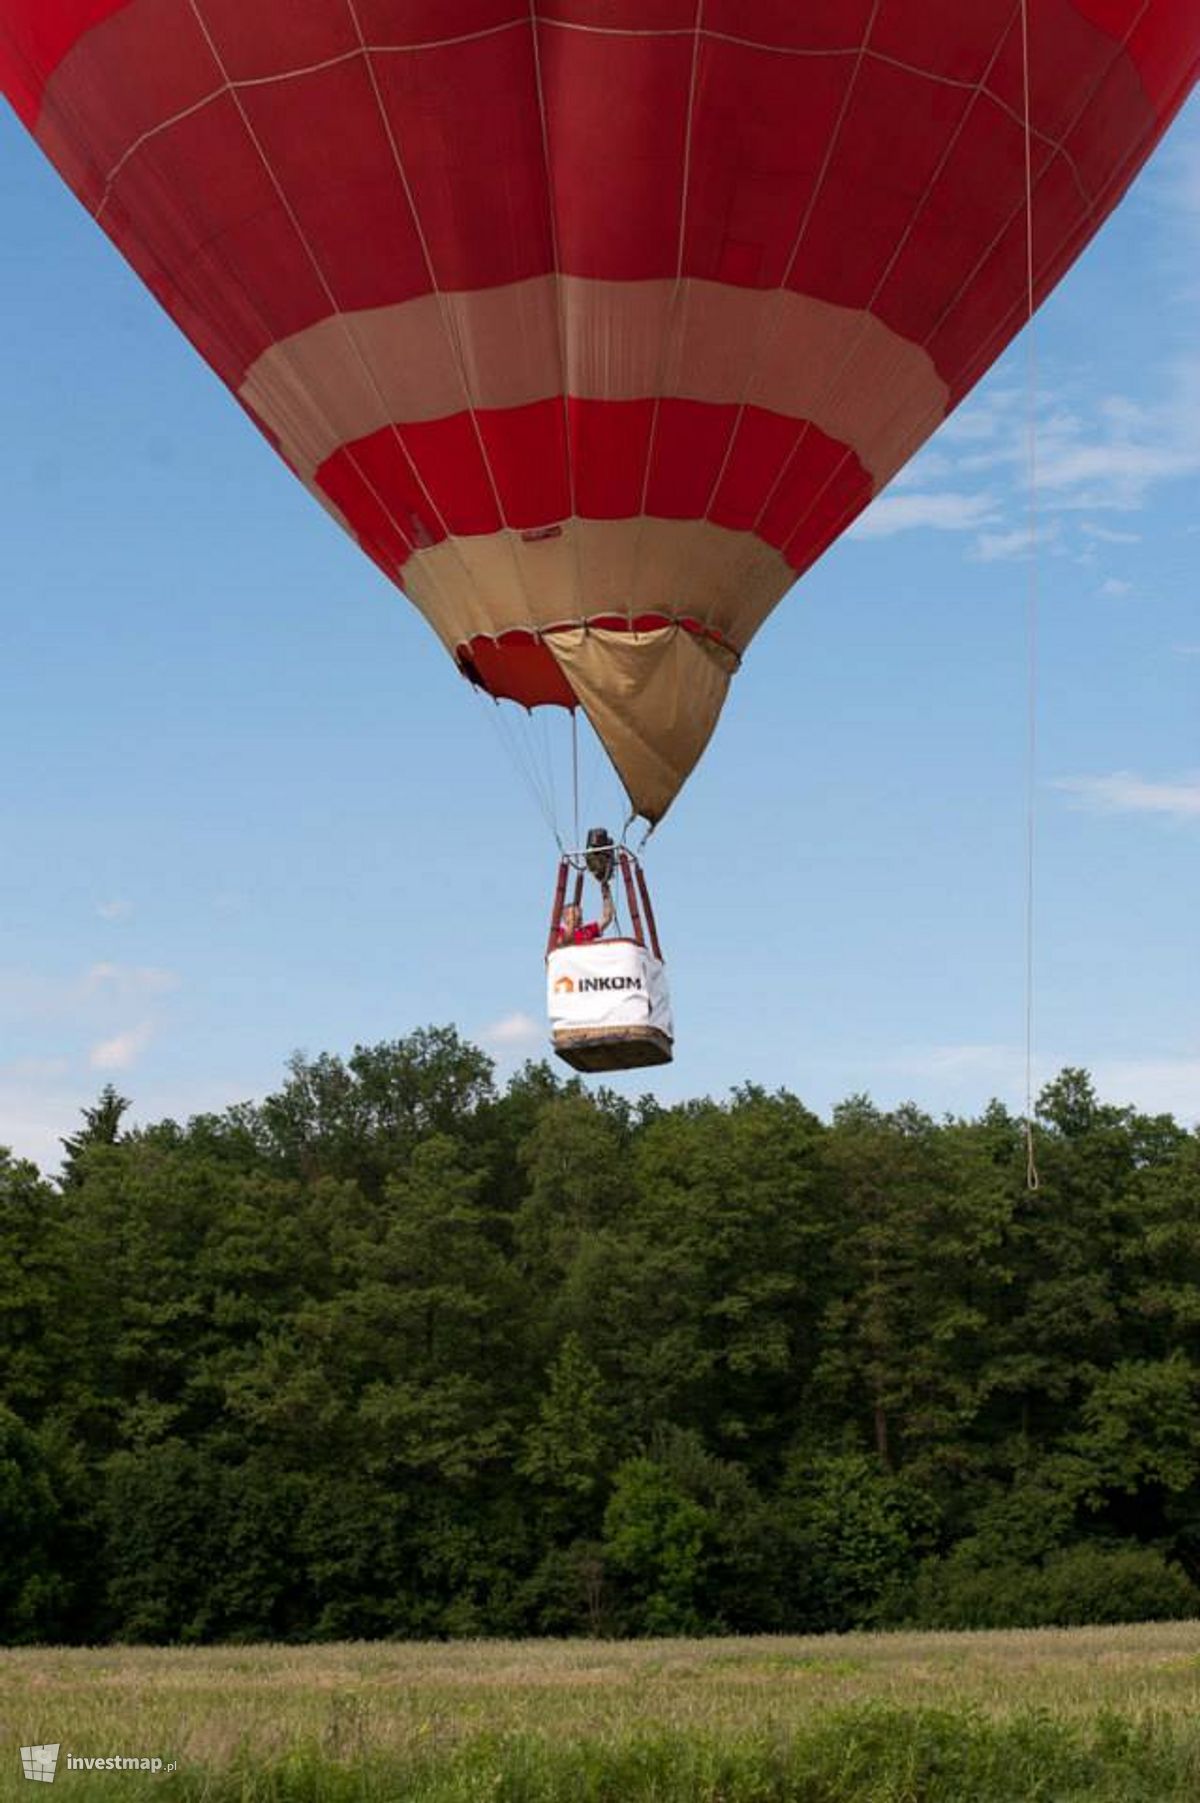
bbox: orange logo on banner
[553,974,575,994]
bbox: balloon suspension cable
[1019,0,1041,1194]
[472,688,563,851]
[571,707,581,851]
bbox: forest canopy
[2,1029,1199,1643]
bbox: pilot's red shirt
[558,921,602,946]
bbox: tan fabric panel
[546,626,736,825]
[239,278,946,487]
[400,517,793,653]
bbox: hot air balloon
[2,1,1196,1065]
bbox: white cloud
[1054,771,1200,820]
[1173,644,1200,658]
[881,1043,1200,1126]
[850,490,998,539]
[854,348,1200,566]
[1082,522,1141,544]
[1090,1057,1200,1124]
[1035,431,1199,511]
[1098,577,1133,598]
[888,1043,1027,1085]
[888,449,956,488]
[96,898,133,921]
[972,525,1035,562]
[2,1057,69,1082]
[81,963,177,1001]
[0,1080,75,1168]
[89,1020,154,1071]
[480,1011,543,1049]
[937,386,1023,444]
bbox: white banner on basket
[547,939,673,1039]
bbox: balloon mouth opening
[456,615,738,710]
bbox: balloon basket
[552,1024,674,1073]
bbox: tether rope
[1020,0,1041,1193]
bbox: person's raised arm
[599,881,614,934]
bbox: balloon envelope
[3,1,1197,819]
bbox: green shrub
[153,1709,1200,1803]
[897,1541,1199,1630]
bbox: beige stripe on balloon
[397,516,793,654]
[238,276,947,490]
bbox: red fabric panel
[570,398,656,520]
[1125,0,1200,111]
[932,148,1086,393]
[316,449,416,577]
[316,418,508,562]
[781,454,875,574]
[871,0,1014,83]
[196,0,356,80]
[372,26,554,292]
[353,0,524,42]
[784,55,974,315]
[701,0,873,51]
[873,98,1033,349]
[0,0,126,122]
[101,90,331,367]
[461,632,578,709]
[540,0,695,26]
[537,21,693,280]
[756,426,872,567]
[645,399,739,519]
[477,401,571,529]
[393,414,502,536]
[317,394,873,591]
[1059,43,1174,197]
[683,37,849,288]
[987,0,1141,148]
[237,57,432,315]
[708,409,823,534]
[30,0,214,187]
[1073,0,1199,110]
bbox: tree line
[2,1028,1199,1642]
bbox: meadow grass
[3,1625,1200,1800]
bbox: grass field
[3,1626,1200,1800]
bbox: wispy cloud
[96,898,133,922]
[0,962,178,1104]
[0,1073,76,1168]
[971,524,1036,563]
[854,336,1200,565]
[2,1056,69,1083]
[1091,1057,1200,1123]
[1054,771,1200,820]
[81,963,177,1002]
[850,490,998,539]
[936,387,1023,444]
[1098,577,1133,598]
[954,372,1200,513]
[888,1043,1027,1085]
[881,1043,1200,1124]
[480,1010,543,1050]
[89,1020,155,1071]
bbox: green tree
[60,1083,130,1186]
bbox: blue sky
[1,95,1197,1168]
